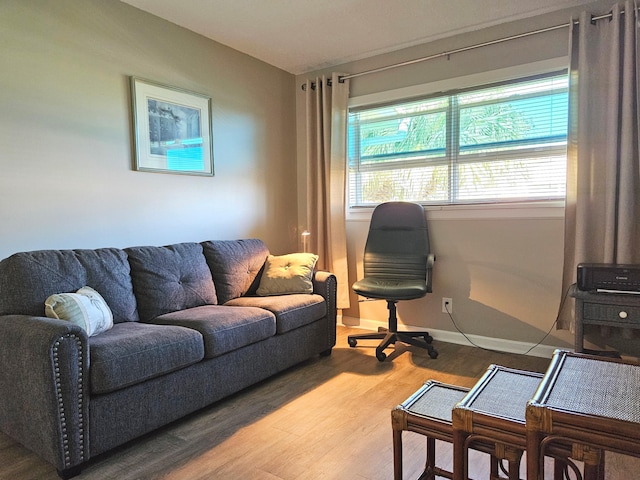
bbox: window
[348,71,568,207]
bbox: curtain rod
[301,10,622,90]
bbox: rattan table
[392,380,470,480]
[451,365,588,480]
[527,350,640,480]
[452,365,546,480]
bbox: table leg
[425,437,435,480]
[393,429,403,480]
[583,454,605,480]
[452,429,466,480]
[553,459,565,480]
[526,429,542,480]
[490,456,499,479]
[575,311,584,352]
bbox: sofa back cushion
[0,248,139,323]
[201,239,269,304]
[126,242,217,322]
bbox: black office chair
[348,202,438,362]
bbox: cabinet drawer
[582,302,640,327]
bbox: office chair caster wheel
[348,338,357,348]
[428,349,438,359]
[376,351,387,362]
[423,334,433,344]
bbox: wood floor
[0,326,559,480]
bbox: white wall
[0,0,298,261]
[296,1,620,355]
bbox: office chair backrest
[363,202,430,282]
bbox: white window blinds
[348,71,568,207]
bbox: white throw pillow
[45,286,114,336]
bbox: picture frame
[130,77,214,176]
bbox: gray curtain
[560,0,640,330]
[304,73,351,309]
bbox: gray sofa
[0,239,337,478]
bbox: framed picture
[130,77,214,176]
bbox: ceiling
[121,0,599,75]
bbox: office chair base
[348,328,438,361]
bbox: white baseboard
[340,315,562,359]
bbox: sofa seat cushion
[126,243,218,322]
[225,294,326,334]
[89,322,204,395]
[152,305,276,358]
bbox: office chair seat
[352,278,427,301]
[348,201,438,362]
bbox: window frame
[346,57,569,220]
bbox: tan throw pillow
[45,286,114,337]
[256,253,319,296]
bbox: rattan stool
[451,364,583,480]
[452,365,542,480]
[392,380,470,480]
[527,350,636,480]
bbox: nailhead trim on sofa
[53,334,84,467]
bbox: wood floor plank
[1,325,620,479]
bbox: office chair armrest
[426,253,435,293]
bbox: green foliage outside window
[348,72,568,206]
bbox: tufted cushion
[201,239,269,303]
[152,305,276,357]
[89,322,204,394]
[256,253,318,296]
[0,248,139,323]
[126,243,217,322]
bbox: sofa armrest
[0,315,89,474]
[312,271,337,350]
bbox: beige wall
[0,0,298,261]
[1,0,620,355]
[295,3,618,355]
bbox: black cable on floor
[444,285,571,356]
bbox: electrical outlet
[442,297,453,313]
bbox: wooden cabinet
[571,285,640,352]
